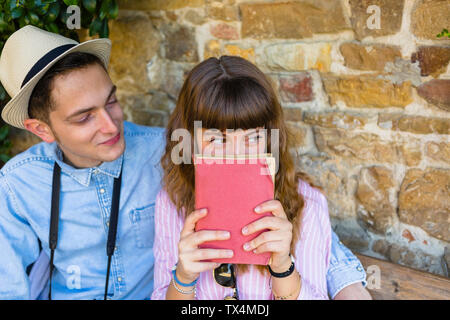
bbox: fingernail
[227,250,234,257]
[243,243,251,251]
[200,208,207,214]
[242,227,248,235]
[254,206,261,213]
[222,231,231,238]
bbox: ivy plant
[0,124,11,165]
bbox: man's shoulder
[123,121,166,139]
[123,121,166,165]
[0,141,55,178]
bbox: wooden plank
[356,254,450,300]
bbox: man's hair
[28,52,106,124]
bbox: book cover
[194,155,275,265]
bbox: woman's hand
[241,200,293,272]
[176,208,234,284]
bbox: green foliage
[0,0,119,160]
[437,28,450,39]
[0,125,11,165]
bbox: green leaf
[18,13,30,27]
[45,1,60,22]
[9,0,19,11]
[99,0,109,19]
[63,0,78,6]
[89,16,102,36]
[27,11,40,24]
[34,3,50,15]
[0,153,11,164]
[82,0,96,14]
[107,0,118,19]
[80,9,93,29]
[11,6,25,19]
[0,12,8,32]
[45,21,58,33]
[0,125,9,141]
[0,84,5,101]
[99,17,109,38]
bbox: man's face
[47,63,125,168]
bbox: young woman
[152,56,344,300]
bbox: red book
[194,156,275,265]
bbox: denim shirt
[0,121,165,300]
[327,230,367,299]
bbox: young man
[0,26,370,299]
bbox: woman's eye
[108,99,118,105]
[210,137,224,145]
[248,135,262,143]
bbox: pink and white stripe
[151,179,331,300]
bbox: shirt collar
[52,144,124,187]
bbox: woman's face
[195,127,267,157]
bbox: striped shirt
[151,179,332,300]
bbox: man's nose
[98,109,118,134]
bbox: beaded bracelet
[171,277,196,295]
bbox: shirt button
[357,266,363,272]
[118,277,122,282]
[100,188,105,194]
[106,221,110,227]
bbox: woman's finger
[243,230,285,252]
[252,240,285,255]
[180,208,208,238]
[254,200,286,219]
[242,216,287,236]
[189,229,231,247]
[191,248,234,262]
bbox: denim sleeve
[326,230,367,299]
[0,176,39,299]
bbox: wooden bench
[356,254,450,300]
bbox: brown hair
[161,56,316,272]
[28,52,106,124]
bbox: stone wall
[11,0,450,276]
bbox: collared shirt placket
[92,169,127,297]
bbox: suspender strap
[104,169,122,300]
[48,162,123,301]
[49,162,61,300]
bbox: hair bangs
[192,77,276,131]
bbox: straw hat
[0,25,111,129]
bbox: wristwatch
[268,254,295,278]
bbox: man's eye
[77,114,91,123]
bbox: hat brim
[1,38,112,129]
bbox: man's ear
[23,118,56,143]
